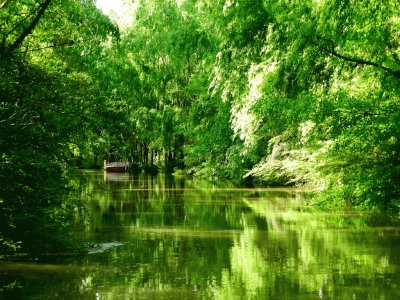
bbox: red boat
[104,161,128,172]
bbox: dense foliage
[1,0,399,253]
[102,0,399,211]
[0,0,118,252]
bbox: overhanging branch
[7,0,52,54]
[5,4,43,38]
[311,39,400,79]
[0,0,13,9]
[13,41,76,53]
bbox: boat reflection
[103,171,130,182]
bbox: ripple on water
[87,242,124,254]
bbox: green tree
[0,0,118,253]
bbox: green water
[1,172,400,299]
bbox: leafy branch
[4,3,44,38]
[13,40,76,53]
[0,0,12,9]
[311,37,400,79]
[1,0,52,57]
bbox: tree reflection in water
[1,172,400,299]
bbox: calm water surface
[1,171,400,299]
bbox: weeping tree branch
[311,38,400,79]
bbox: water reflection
[103,172,130,183]
[1,172,400,299]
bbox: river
[1,171,400,299]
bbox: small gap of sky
[95,0,138,30]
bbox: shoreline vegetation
[1,0,399,254]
